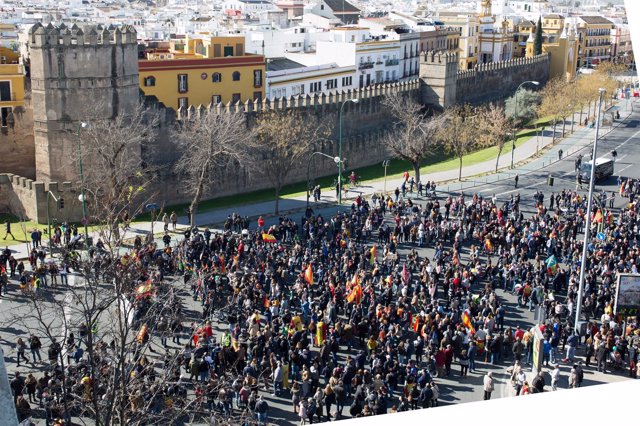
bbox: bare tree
[476,103,511,172]
[253,110,329,214]
[77,102,160,246]
[173,110,252,226]
[441,105,478,181]
[538,78,569,143]
[382,91,445,184]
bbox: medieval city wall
[455,54,550,105]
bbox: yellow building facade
[576,16,614,68]
[139,35,266,110]
[526,27,579,82]
[0,46,24,127]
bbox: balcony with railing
[385,58,399,66]
[358,61,374,70]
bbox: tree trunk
[587,101,591,120]
[495,145,503,173]
[552,120,557,143]
[562,118,567,137]
[579,107,584,125]
[458,156,463,181]
[412,161,421,186]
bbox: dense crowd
[3,173,640,425]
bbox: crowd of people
[2,170,640,425]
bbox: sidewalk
[4,98,636,260]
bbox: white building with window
[266,61,356,99]
[224,0,276,14]
[311,28,402,88]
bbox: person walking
[4,220,15,240]
[514,174,519,189]
[28,334,42,363]
[550,364,561,391]
[255,395,269,426]
[15,338,29,366]
[170,211,178,230]
[576,174,583,190]
[483,372,494,400]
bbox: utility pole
[382,159,390,196]
[574,88,606,333]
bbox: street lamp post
[338,98,359,205]
[511,80,540,168]
[76,121,90,247]
[574,88,606,333]
[306,151,341,209]
[46,191,59,255]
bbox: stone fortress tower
[27,22,139,183]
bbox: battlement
[175,80,421,119]
[28,22,137,48]
[420,50,459,65]
[456,53,550,81]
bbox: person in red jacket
[444,344,454,376]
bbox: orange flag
[370,245,377,265]
[304,264,314,285]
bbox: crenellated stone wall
[0,173,84,224]
[455,54,550,105]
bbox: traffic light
[58,197,65,209]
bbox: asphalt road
[1,104,638,425]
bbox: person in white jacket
[550,364,561,391]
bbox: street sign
[81,217,88,226]
[596,232,605,241]
[145,203,159,211]
[382,159,390,167]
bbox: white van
[579,157,614,182]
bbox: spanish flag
[135,280,152,298]
[411,315,421,332]
[594,210,603,223]
[485,238,493,252]
[304,264,314,285]
[346,283,362,304]
[262,233,277,243]
[370,245,377,265]
[461,311,475,333]
[219,255,226,274]
[351,273,360,287]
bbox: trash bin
[547,175,554,186]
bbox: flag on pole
[546,254,558,276]
[461,311,475,333]
[351,273,360,288]
[401,263,410,284]
[304,264,314,285]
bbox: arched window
[144,76,156,87]
[212,72,222,83]
[232,71,241,81]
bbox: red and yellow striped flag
[304,264,314,285]
[369,245,377,265]
[461,311,475,333]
